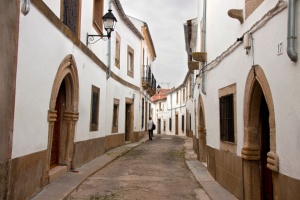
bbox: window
[182,115,185,132]
[127,46,134,78]
[183,88,186,103]
[93,0,104,34]
[169,118,172,131]
[141,98,144,128]
[62,0,81,36]
[90,85,100,131]
[159,102,162,111]
[112,99,119,133]
[219,94,234,142]
[115,33,121,68]
[163,120,166,132]
[219,83,237,153]
[186,86,188,101]
[176,92,179,104]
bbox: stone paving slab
[32,138,148,200]
[33,136,238,200]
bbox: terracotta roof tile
[151,88,173,102]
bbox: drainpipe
[201,0,207,94]
[107,1,112,79]
[287,0,298,62]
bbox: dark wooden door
[175,115,178,135]
[145,102,148,131]
[51,86,63,168]
[158,119,161,134]
[260,97,273,200]
[125,104,130,141]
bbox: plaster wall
[82,1,110,66]
[153,100,171,135]
[42,0,60,17]
[154,87,188,136]
[13,5,108,158]
[105,78,141,135]
[205,1,282,62]
[109,4,142,87]
[42,0,110,64]
[198,1,300,180]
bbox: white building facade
[188,0,300,199]
[0,0,156,199]
[152,0,300,199]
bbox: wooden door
[125,104,130,141]
[260,97,273,200]
[158,119,161,134]
[145,101,148,131]
[175,115,178,135]
[51,84,65,168]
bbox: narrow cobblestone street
[68,135,202,200]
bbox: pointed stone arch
[242,65,279,199]
[45,54,79,184]
[198,94,207,162]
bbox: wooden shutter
[63,0,79,35]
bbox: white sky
[119,0,198,88]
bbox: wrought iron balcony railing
[142,65,157,95]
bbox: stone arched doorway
[198,94,207,163]
[242,65,279,200]
[45,55,79,184]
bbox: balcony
[142,65,156,96]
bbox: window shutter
[63,0,78,35]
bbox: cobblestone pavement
[68,135,202,200]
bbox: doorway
[125,104,131,141]
[175,114,178,135]
[260,96,273,200]
[125,98,134,142]
[158,119,161,134]
[145,101,148,132]
[198,95,207,163]
[242,66,278,200]
[51,81,66,168]
[47,54,79,184]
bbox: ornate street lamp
[86,9,117,45]
[157,85,161,94]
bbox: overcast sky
[119,0,198,88]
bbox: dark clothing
[148,129,153,140]
[148,119,153,140]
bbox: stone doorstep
[48,165,68,183]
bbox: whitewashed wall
[13,5,108,158]
[195,0,300,180]
[110,6,142,87]
[13,0,150,160]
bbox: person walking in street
[148,117,153,141]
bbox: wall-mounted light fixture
[86,9,117,45]
[21,0,30,15]
[157,85,161,94]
